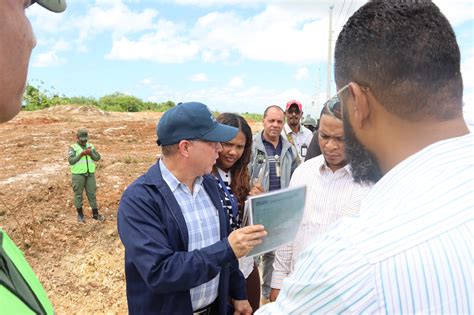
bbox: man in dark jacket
[117,102,267,315]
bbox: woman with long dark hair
[213,113,261,311]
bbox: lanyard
[216,172,239,219]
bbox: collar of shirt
[261,132,283,152]
[363,133,473,216]
[216,167,232,184]
[284,123,301,136]
[317,155,352,176]
[159,159,204,194]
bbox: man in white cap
[0,0,66,313]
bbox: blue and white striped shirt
[262,134,283,191]
[159,160,220,311]
[257,133,473,314]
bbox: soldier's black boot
[92,208,104,222]
[77,207,85,223]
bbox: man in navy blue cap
[118,102,267,315]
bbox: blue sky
[27,0,474,122]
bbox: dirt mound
[43,105,109,116]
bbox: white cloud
[294,67,309,80]
[146,83,314,115]
[32,51,66,68]
[434,1,474,26]
[57,0,159,52]
[461,49,474,90]
[229,76,243,87]
[192,7,331,64]
[140,78,152,85]
[31,38,70,68]
[78,1,158,39]
[106,20,200,63]
[52,39,70,51]
[201,49,231,63]
[189,73,209,82]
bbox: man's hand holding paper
[228,225,267,258]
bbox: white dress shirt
[271,155,371,289]
[282,123,313,161]
[257,133,474,314]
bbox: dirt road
[0,105,262,314]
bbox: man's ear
[348,82,370,129]
[178,140,190,158]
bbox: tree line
[22,82,262,121]
[22,83,175,113]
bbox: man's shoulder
[252,132,265,148]
[282,123,292,134]
[123,163,163,193]
[296,154,323,171]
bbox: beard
[343,105,383,184]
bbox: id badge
[276,162,281,177]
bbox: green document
[246,185,306,257]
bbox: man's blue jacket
[117,161,246,314]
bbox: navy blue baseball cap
[156,102,238,146]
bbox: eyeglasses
[324,84,349,118]
[287,108,301,115]
[191,140,221,151]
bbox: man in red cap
[282,100,313,162]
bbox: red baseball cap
[286,100,302,111]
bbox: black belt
[193,306,211,315]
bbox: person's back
[297,135,472,313]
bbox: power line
[342,0,354,26]
[334,0,346,30]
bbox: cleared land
[0,106,262,314]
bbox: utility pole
[327,5,334,99]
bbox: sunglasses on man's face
[324,85,349,118]
[287,108,301,115]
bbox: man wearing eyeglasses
[257,1,472,313]
[0,1,66,314]
[282,100,313,162]
[269,96,371,303]
[117,102,267,315]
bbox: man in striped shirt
[269,97,371,302]
[257,1,473,313]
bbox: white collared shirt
[258,133,474,314]
[271,155,371,289]
[282,123,313,161]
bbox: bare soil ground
[0,105,262,314]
